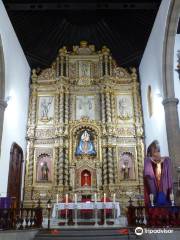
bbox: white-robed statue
[76,130,96,155]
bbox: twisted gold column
[107,147,114,184]
[102,147,108,185]
[58,147,64,185]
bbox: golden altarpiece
[24,41,144,212]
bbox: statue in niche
[120,152,134,180]
[76,130,96,155]
[118,96,132,119]
[41,162,49,180]
[40,97,53,121]
[37,154,52,182]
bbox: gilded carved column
[58,147,64,185]
[101,92,106,123]
[99,55,103,77]
[110,92,115,123]
[59,87,64,124]
[66,56,69,77]
[64,146,69,186]
[105,91,111,123]
[64,89,69,124]
[27,140,34,186]
[56,57,60,77]
[107,147,114,184]
[60,56,64,77]
[112,147,118,184]
[54,92,59,125]
[104,54,108,76]
[30,86,37,125]
[102,147,108,185]
[54,147,59,186]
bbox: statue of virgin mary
[76,130,96,155]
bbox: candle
[104,193,106,203]
[94,193,97,203]
[56,194,59,204]
[113,193,116,203]
[75,193,77,204]
[65,194,68,204]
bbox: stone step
[34,228,132,240]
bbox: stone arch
[0,35,6,154]
[162,0,180,196]
[162,0,180,98]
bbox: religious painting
[116,95,133,120]
[119,152,135,180]
[36,154,52,182]
[76,95,95,120]
[38,96,54,123]
[79,61,91,78]
[75,130,96,156]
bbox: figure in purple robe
[144,140,173,207]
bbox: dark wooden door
[7,143,23,208]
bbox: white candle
[65,194,68,204]
[113,193,116,203]
[94,193,97,203]
[104,193,106,203]
[56,194,59,204]
[75,193,77,204]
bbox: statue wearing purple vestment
[144,140,173,207]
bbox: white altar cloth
[52,202,120,218]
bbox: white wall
[0,1,30,196]
[139,0,171,156]
[174,34,180,127]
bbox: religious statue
[40,97,53,120]
[41,162,49,181]
[120,152,133,180]
[76,130,96,155]
[144,140,173,206]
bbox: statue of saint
[76,130,96,155]
[41,162,49,181]
[144,140,173,206]
[40,97,53,120]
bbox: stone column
[0,99,7,152]
[107,147,114,184]
[102,147,108,185]
[58,146,64,185]
[162,98,180,178]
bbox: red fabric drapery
[81,170,91,186]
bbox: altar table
[52,202,120,218]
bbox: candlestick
[149,194,154,207]
[170,192,175,206]
[94,193,97,203]
[65,194,68,204]
[56,194,59,204]
[75,193,77,204]
[104,193,106,203]
[113,193,116,203]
